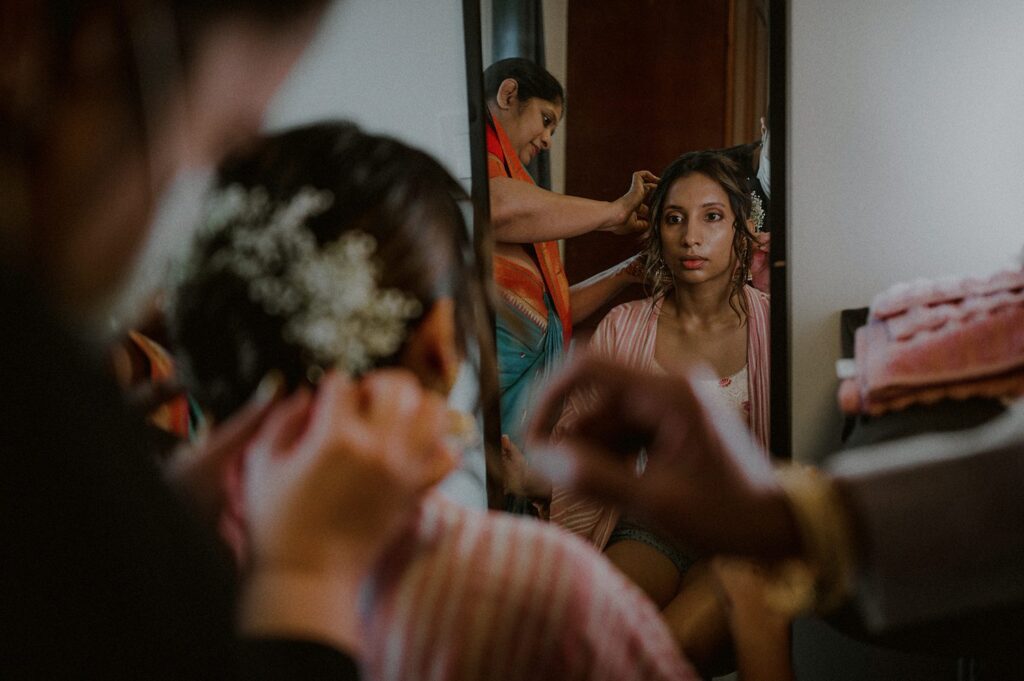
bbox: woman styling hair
[482,58,657,511]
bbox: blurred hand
[750,232,771,293]
[500,434,551,499]
[711,557,787,622]
[709,557,796,681]
[243,369,457,578]
[236,369,455,652]
[164,374,282,560]
[609,170,658,235]
[527,355,799,559]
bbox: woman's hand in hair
[606,170,659,235]
[243,369,456,575]
[164,372,284,563]
[239,369,456,652]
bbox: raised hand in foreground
[239,369,457,653]
[527,354,800,560]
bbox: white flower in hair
[173,184,422,377]
[750,191,765,233]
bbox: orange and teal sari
[487,115,572,475]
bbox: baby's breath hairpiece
[750,191,766,233]
[172,184,422,379]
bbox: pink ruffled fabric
[839,268,1024,416]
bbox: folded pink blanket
[871,269,1024,319]
[839,268,1024,415]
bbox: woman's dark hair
[718,139,770,233]
[717,140,761,180]
[170,121,494,421]
[483,57,564,106]
[642,150,757,319]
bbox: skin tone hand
[568,252,647,325]
[239,369,457,653]
[709,557,795,681]
[620,252,647,283]
[489,170,658,243]
[527,354,801,560]
[750,231,771,293]
[500,434,552,499]
[607,170,659,235]
[163,373,283,543]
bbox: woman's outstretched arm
[489,170,656,243]
[568,255,643,325]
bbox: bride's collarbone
[654,317,747,378]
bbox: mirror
[467,0,789,503]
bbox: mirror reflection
[479,3,775,678]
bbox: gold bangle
[771,464,857,614]
[759,558,818,617]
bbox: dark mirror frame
[462,0,791,508]
[461,0,506,508]
[768,0,790,458]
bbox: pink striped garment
[360,493,698,681]
[550,287,771,549]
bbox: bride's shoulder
[604,297,660,325]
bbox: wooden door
[563,0,764,339]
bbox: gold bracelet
[758,558,818,617]
[762,465,857,616]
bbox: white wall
[789,0,1024,460]
[265,0,473,187]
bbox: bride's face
[659,173,739,289]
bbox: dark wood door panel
[564,0,731,338]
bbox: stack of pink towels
[838,268,1024,415]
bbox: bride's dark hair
[171,121,493,420]
[641,150,756,319]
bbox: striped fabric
[361,493,698,681]
[550,288,771,549]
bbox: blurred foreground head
[0,0,329,315]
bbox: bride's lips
[681,257,707,270]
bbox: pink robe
[361,494,698,681]
[551,286,771,549]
